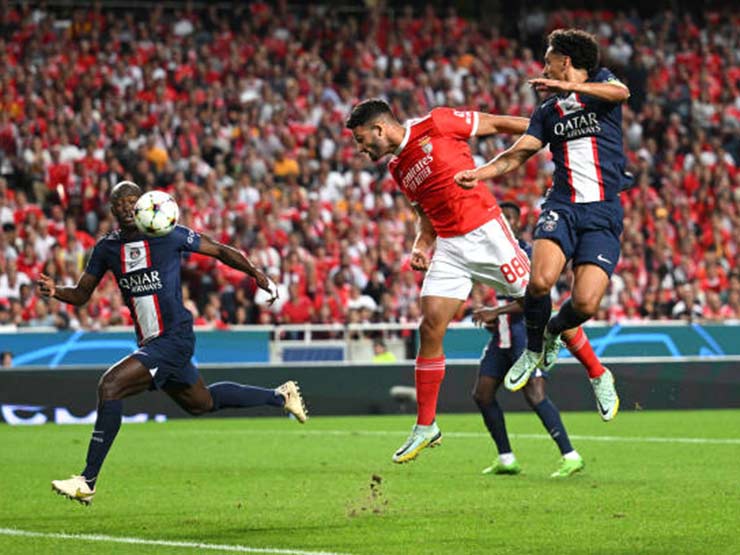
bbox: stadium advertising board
[1,361,738,425]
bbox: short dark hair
[111,180,142,201]
[346,99,395,129]
[548,29,600,73]
[499,201,521,218]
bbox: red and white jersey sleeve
[430,107,480,139]
[387,108,499,238]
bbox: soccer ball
[133,190,179,237]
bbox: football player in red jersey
[347,99,530,463]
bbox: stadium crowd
[0,2,739,332]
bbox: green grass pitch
[1,410,739,555]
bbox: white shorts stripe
[132,295,163,342]
[497,314,511,348]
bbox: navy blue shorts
[132,324,199,390]
[479,335,549,380]
[534,198,624,277]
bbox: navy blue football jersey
[84,225,202,345]
[526,67,629,204]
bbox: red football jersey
[387,107,500,238]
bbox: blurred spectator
[671,284,704,321]
[1,351,12,368]
[372,339,398,364]
[0,259,31,300]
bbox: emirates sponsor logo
[401,154,434,192]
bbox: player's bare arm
[410,203,437,272]
[454,134,543,188]
[472,299,524,326]
[37,272,100,306]
[197,234,278,304]
[528,78,630,103]
[475,114,529,137]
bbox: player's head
[110,180,142,231]
[346,99,400,161]
[544,29,599,80]
[499,202,522,235]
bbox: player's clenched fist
[37,273,56,298]
[255,272,279,306]
[410,248,430,272]
[454,169,479,189]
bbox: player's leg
[544,201,622,371]
[548,263,609,336]
[550,217,622,420]
[561,326,618,420]
[562,326,605,379]
[541,323,608,375]
[164,374,307,423]
[522,375,584,477]
[393,294,462,463]
[416,295,462,422]
[474,346,520,475]
[52,356,152,504]
[505,238,566,390]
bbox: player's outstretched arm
[472,299,524,326]
[529,78,630,103]
[410,204,437,272]
[455,134,543,188]
[37,272,100,306]
[475,114,529,137]
[197,234,278,304]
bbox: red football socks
[415,356,446,425]
[564,328,605,379]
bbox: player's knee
[97,376,123,401]
[523,388,545,408]
[418,316,445,345]
[523,380,545,407]
[527,274,554,297]
[571,295,600,318]
[472,386,494,408]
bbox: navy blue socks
[82,399,123,489]
[208,382,285,411]
[533,398,573,455]
[476,397,512,455]
[547,299,590,336]
[524,292,552,352]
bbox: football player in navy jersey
[38,181,308,504]
[456,29,624,420]
[472,202,584,478]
